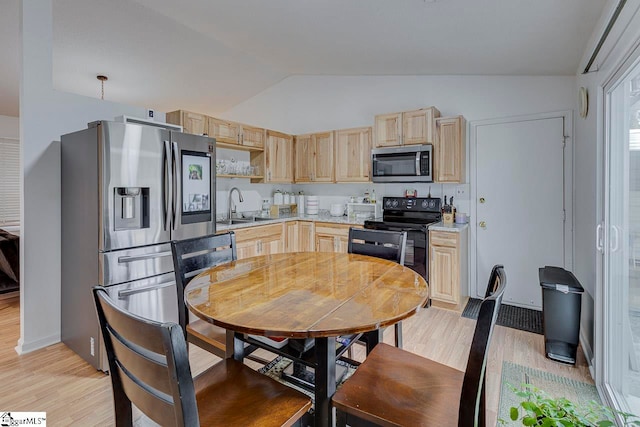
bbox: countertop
[215,212,379,231]
[216,215,470,233]
[428,221,469,233]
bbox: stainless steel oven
[371,145,432,183]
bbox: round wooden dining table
[184,251,429,427]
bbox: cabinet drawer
[314,223,353,238]
[429,231,459,247]
[234,223,283,243]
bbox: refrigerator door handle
[171,141,179,230]
[117,250,173,263]
[163,140,172,231]
[117,280,176,297]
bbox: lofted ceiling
[0,0,607,118]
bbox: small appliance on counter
[347,202,382,220]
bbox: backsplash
[215,178,469,220]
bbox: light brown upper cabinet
[373,107,440,148]
[265,130,294,183]
[294,132,334,183]
[435,116,466,183]
[334,126,371,182]
[166,110,207,135]
[207,117,240,145]
[240,124,265,149]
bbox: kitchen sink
[216,216,273,226]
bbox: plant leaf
[510,407,519,421]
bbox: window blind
[0,137,20,227]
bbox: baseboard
[579,328,595,380]
[15,333,61,355]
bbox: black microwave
[371,145,433,182]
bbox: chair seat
[187,319,227,356]
[195,358,312,427]
[332,343,464,426]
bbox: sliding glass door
[603,53,640,415]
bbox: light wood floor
[0,295,593,426]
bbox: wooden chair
[485,264,505,298]
[171,232,237,358]
[332,266,507,427]
[93,286,311,427]
[348,227,407,348]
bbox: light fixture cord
[101,80,105,100]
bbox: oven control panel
[383,197,441,212]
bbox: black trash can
[539,266,584,365]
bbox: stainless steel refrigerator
[61,120,215,371]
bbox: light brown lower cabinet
[428,229,468,308]
[314,223,359,253]
[234,223,284,260]
[285,221,316,252]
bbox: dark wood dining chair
[171,232,237,358]
[93,286,312,427]
[347,227,408,348]
[485,264,505,298]
[332,265,507,427]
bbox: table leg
[314,337,336,427]
[233,332,244,361]
[364,329,384,355]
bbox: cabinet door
[299,222,315,251]
[166,111,207,135]
[285,221,299,252]
[241,124,265,148]
[260,233,283,255]
[335,127,371,182]
[265,130,294,183]
[236,239,259,260]
[335,236,349,253]
[429,245,459,304]
[403,107,440,145]
[435,116,466,183]
[374,112,402,147]
[208,117,240,145]
[294,134,313,183]
[315,234,337,252]
[313,132,334,182]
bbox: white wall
[0,115,19,139]
[18,0,163,353]
[221,75,576,135]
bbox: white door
[474,116,567,308]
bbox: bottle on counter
[274,189,283,205]
[370,189,376,204]
[283,192,290,204]
[363,189,370,204]
[298,191,305,215]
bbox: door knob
[479,197,485,203]
[479,221,486,228]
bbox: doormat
[498,361,601,426]
[258,356,357,409]
[461,298,543,335]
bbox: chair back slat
[458,265,506,427]
[115,363,178,427]
[348,228,407,265]
[171,232,237,335]
[93,287,199,427]
[108,328,173,396]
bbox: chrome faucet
[228,187,244,220]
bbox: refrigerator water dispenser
[114,187,149,230]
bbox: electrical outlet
[455,184,469,197]
[90,337,95,356]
